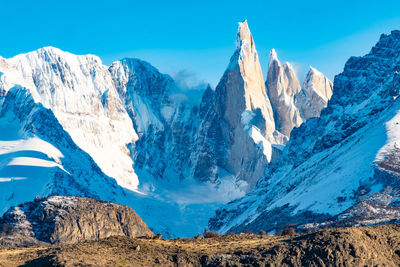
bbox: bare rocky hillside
[0,196,153,247]
[1,223,400,266]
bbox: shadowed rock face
[295,67,333,121]
[266,49,302,136]
[0,196,153,246]
[194,21,281,189]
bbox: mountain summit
[266,50,333,138]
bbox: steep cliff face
[209,30,400,234]
[0,196,153,246]
[295,66,333,121]
[194,21,281,189]
[266,49,302,137]
[266,50,333,138]
[0,85,125,215]
[109,58,202,184]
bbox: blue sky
[1,0,400,86]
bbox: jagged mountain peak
[109,57,175,104]
[331,29,400,108]
[303,66,333,103]
[36,46,68,55]
[235,20,253,49]
[118,57,171,79]
[194,20,279,190]
[229,21,275,133]
[269,48,279,65]
[266,49,302,136]
[266,47,333,137]
[306,65,326,78]
[267,49,301,95]
[0,46,140,193]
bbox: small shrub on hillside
[281,227,296,236]
[0,223,14,234]
[258,230,267,236]
[242,229,251,234]
[203,231,219,238]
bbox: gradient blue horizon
[1,0,400,86]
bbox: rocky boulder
[0,196,153,247]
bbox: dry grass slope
[1,223,400,266]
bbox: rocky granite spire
[219,20,276,136]
[209,30,400,235]
[266,49,303,136]
[266,49,333,138]
[194,21,280,189]
[295,66,333,120]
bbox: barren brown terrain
[2,223,400,266]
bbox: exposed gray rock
[266,49,302,137]
[0,196,153,247]
[295,66,333,121]
[266,50,333,138]
[194,21,280,189]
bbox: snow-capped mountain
[209,30,400,234]
[295,66,333,121]
[266,49,333,139]
[0,47,139,191]
[0,21,332,237]
[109,58,204,186]
[0,78,126,209]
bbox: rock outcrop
[295,66,333,121]
[0,196,153,246]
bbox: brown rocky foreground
[1,223,400,266]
